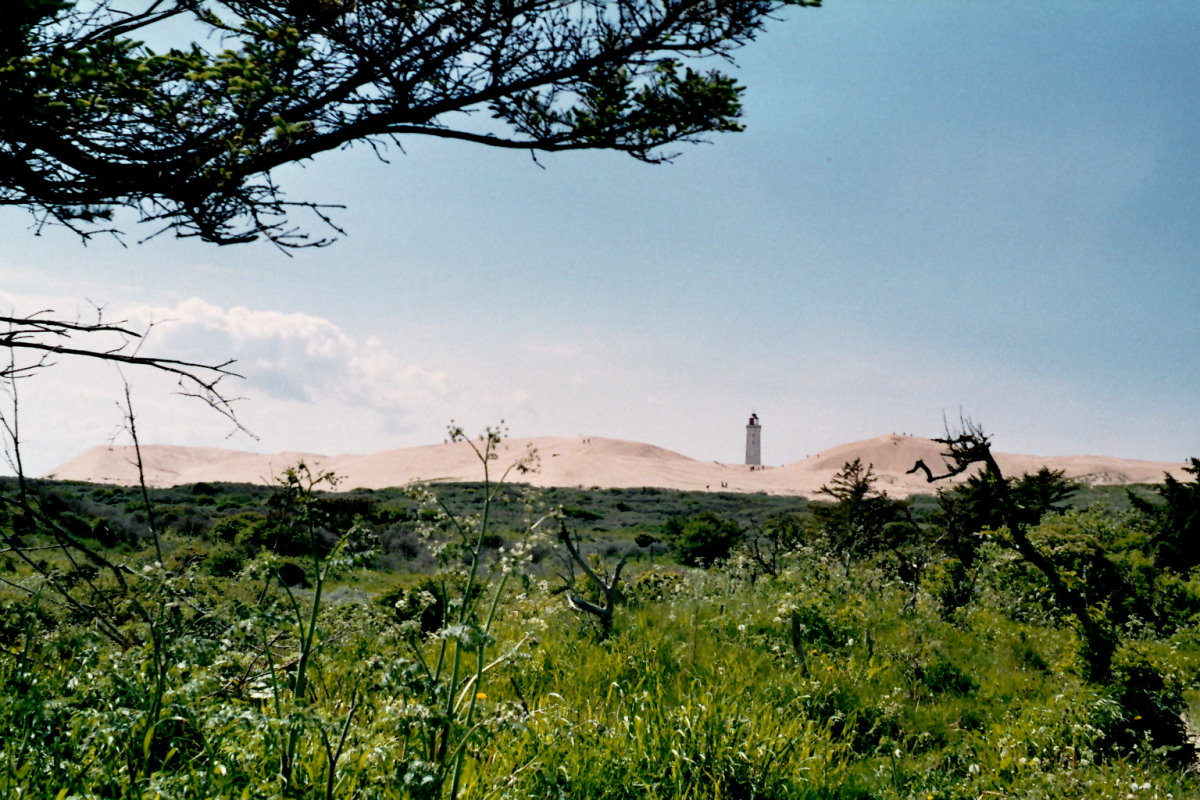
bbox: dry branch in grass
[556,518,626,636]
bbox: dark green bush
[1131,458,1200,575]
[275,560,309,588]
[208,511,267,544]
[634,532,659,549]
[204,546,243,577]
[626,568,685,604]
[920,660,977,697]
[666,511,742,567]
[563,506,603,522]
[380,577,449,635]
[789,604,848,654]
[1103,650,1196,767]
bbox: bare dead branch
[557,519,626,636]
[1,308,252,438]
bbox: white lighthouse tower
[745,412,761,466]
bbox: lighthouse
[745,412,761,466]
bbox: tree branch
[1,310,250,435]
[556,519,626,636]
[1,0,821,246]
[910,417,1116,683]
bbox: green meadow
[2,432,1198,799]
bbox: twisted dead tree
[556,519,626,636]
[908,419,1116,683]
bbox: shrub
[208,511,267,544]
[667,511,743,567]
[920,660,978,697]
[563,505,603,522]
[626,568,686,604]
[203,546,242,577]
[380,577,450,635]
[275,559,309,587]
[1103,650,1196,766]
[789,604,848,654]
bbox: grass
[1,464,1198,799]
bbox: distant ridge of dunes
[42,434,1189,498]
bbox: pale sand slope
[42,435,1191,497]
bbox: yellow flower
[476,692,488,701]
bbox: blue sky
[3,1,1198,475]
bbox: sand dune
[42,434,1189,497]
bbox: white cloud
[0,293,457,473]
[123,298,448,410]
